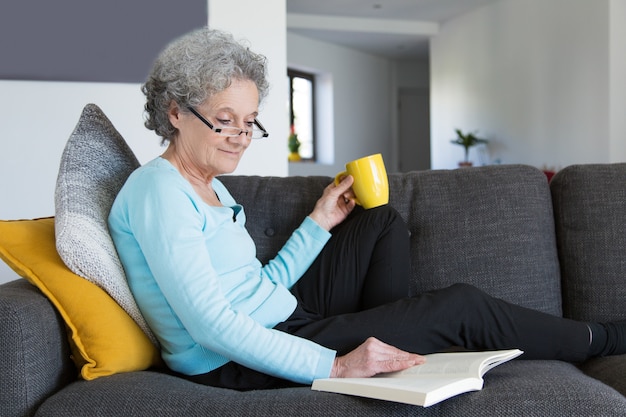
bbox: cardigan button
[265,228,275,237]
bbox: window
[287,69,316,160]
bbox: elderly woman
[108,27,625,390]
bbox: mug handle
[334,171,348,186]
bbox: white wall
[0,81,163,221]
[208,0,289,177]
[430,0,616,169]
[287,32,393,177]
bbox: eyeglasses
[187,106,269,139]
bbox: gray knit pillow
[54,103,157,345]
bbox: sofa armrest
[0,279,75,417]
[579,355,626,397]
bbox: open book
[311,349,523,407]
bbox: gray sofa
[2,163,626,416]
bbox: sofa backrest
[221,164,563,316]
[551,163,626,322]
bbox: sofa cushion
[223,166,563,315]
[0,218,162,380]
[551,163,626,321]
[54,103,156,344]
[579,355,626,397]
[36,362,626,416]
[389,165,562,315]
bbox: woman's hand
[330,337,425,378]
[308,175,357,231]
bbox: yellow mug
[334,153,389,209]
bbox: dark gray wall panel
[0,0,207,83]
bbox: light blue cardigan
[108,158,335,384]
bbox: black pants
[186,206,589,390]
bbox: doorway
[398,88,430,172]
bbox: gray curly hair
[142,27,270,143]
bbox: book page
[379,349,523,379]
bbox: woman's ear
[167,101,182,128]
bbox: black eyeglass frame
[187,106,269,139]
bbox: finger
[379,355,425,374]
[334,175,354,193]
[363,338,426,370]
[342,198,356,212]
[342,187,356,199]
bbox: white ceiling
[286,0,498,60]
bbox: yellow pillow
[0,217,162,380]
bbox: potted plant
[288,125,301,162]
[451,129,488,167]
